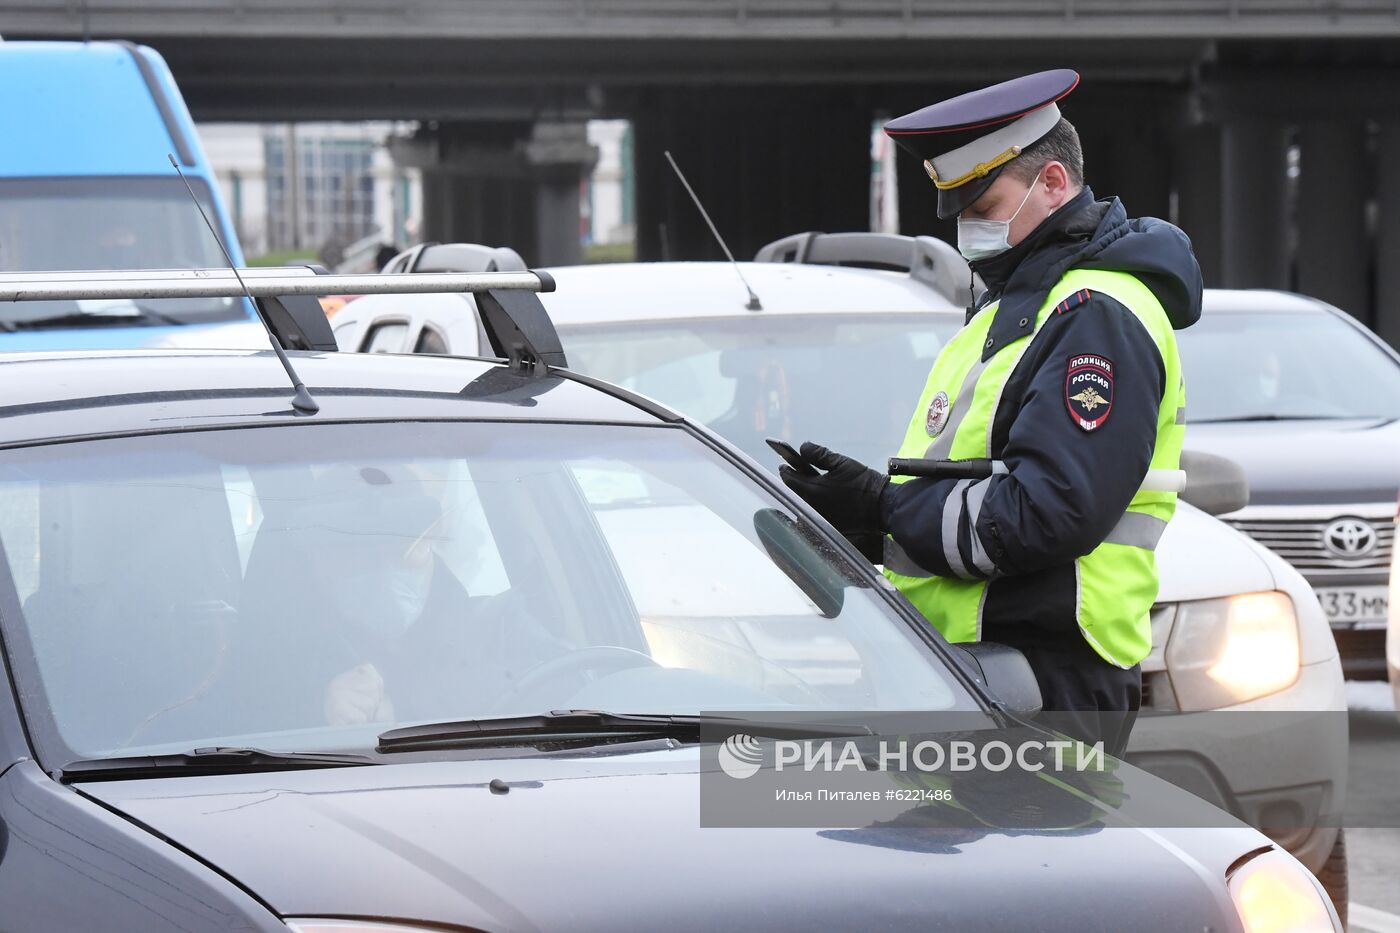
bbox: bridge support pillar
[399,120,595,266]
[526,121,598,267]
[1375,123,1400,348]
[1175,123,1224,286]
[1220,119,1291,289]
[1297,121,1369,318]
[404,122,538,259]
[1078,117,1172,222]
[631,88,871,261]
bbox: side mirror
[753,508,853,618]
[957,642,1042,715]
[1179,450,1250,516]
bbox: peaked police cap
[884,69,1080,219]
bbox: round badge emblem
[925,390,951,437]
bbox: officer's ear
[1040,161,1075,208]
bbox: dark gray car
[0,331,1338,931]
[1180,289,1400,679]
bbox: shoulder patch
[1065,353,1114,432]
[1054,288,1093,315]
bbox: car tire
[1317,829,1348,931]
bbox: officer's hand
[778,442,888,534]
[324,663,395,726]
[845,530,887,565]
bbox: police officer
[780,70,1202,728]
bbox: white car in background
[327,243,528,355]
[1391,492,1400,710]
[333,235,1350,906]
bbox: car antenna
[167,153,319,414]
[664,150,762,311]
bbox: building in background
[202,120,631,264]
[197,125,269,256]
[585,120,634,248]
[870,120,900,235]
[199,122,421,264]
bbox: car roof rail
[0,266,563,374]
[383,242,528,275]
[754,231,974,307]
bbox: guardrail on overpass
[9,0,1400,39]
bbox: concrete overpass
[10,1,1400,343]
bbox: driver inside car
[237,463,569,730]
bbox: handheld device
[766,438,819,476]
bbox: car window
[415,325,450,355]
[332,319,360,348]
[559,314,961,469]
[1178,309,1400,421]
[0,421,974,763]
[0,480,40,604]
[363,321,409,353]
[221,465,263,575]
[573,460,870,696]
[0,176,247,329]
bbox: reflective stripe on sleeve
[885,537,933,578]
[941,479,975,579]
[981,459,1180,492]
[1102,511,1169,550]
[963,477,997,577]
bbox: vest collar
[971,189,1127,361]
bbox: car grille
[1225,513,1395,575]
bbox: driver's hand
[324,663,395,726]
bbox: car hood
[1185,419,1400,506]
[1155,502,1274,602]
[79,748,1256,932]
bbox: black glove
[778,442,888,535]
[845,531,887,565]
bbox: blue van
[0,41,262,350]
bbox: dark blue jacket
[880,189,1202,650]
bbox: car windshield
[0,420,974,763]
[1177,309,1400,421]
[559,314,961,468]
[0,176,246,327]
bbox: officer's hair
[1004,117,1084,188]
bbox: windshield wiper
[57,746,379,783]
[377,710,872,753]
[1190,414,1357,424]
[2,307,182,331]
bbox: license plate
[1316,586,1389,626]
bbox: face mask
[334,550,434,640]
[388,559,433,628]
[956,170,1045,262]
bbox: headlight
[1165,591,1301,709]
[1228,848,1340,933]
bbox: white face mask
[956,170,1045,262]
[334,549,434,640]
[388,559,433,629]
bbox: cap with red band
[884,69,1080,219]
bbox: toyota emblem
[1322,518,1378,558]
